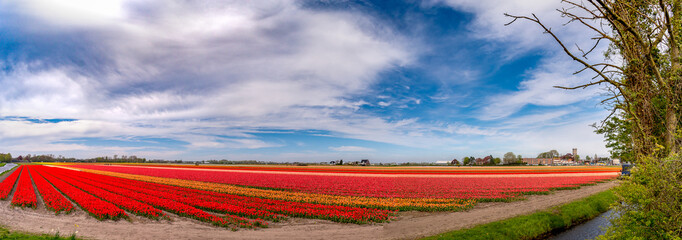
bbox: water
[0,163,17,174]
[550,209,616,240]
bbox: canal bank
[551,209,616,240]
[422,188,618,240]
[0,163,17,176]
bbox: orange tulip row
[73,167,476,211]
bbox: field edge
[420,188,618,240]
[0,224,78,240]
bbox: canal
[551,209,616,240]
[0,163,17,174]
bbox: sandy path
[0,167,619,240]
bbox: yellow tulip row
[74,167,475,211]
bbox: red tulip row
[0,166,21,200]
[34,167,128,220]
[71,165,617,200]
[45,165,394,223]
[33,167,165,220]
[33,166,262,229]
[121,164,619,174]
[11,166,37,208]
[31,167,74,213]
[180,189,394,223]
[68,166,393,223]
[44,166,266,227]
[79,175,283,222]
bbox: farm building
[360,159,370,166]
[522,158,555,165]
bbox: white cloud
[500,108,574,128]
[2,0,128,28]
[479,56,603,120]
[500,116,607,158]
[443,123,499,136]
[431,0,599,57]
[0,1,416,153]
[0,65,89,118]
[1,0,412,120]
[0,1,613,161]
[431,0,610,121]
[329,146,375,152]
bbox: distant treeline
[0,153,12,163]
[0,153,291,165]
[203,160,291,165]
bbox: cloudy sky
[0,0,612,162]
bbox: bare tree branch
[553,79,608,89]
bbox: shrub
[599,156,682,239]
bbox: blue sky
[0,0,612,162]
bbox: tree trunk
[666,1,681,156]
[665,108,678,155]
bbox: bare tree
[506,0,682,160]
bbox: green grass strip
[0,226,78,240]
[422,189,617,240]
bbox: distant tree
[503,152,516,164]
[537,150,560,158]
[451,158,460,165]
[595,112,635,163]
[586,156,592,161]
[574,154,580,162]
[462,157,471,166]
[517,155,522,162]
[492,157,501,165]
[477,156,493,165]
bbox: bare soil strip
[71,165,620,178]
[0,179,618,240]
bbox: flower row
[71,165,617,200]
[50,166,395,223]
[31,168,74,213]
[11,166,37,208]
[94,164,620,174]
[76,167,474,211]
[33,167,128,220]
[35,167,166,220]
[0,166,21,200]
[34,166,265,229]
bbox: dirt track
[0,166,619,240]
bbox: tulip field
[0,164,619,230]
